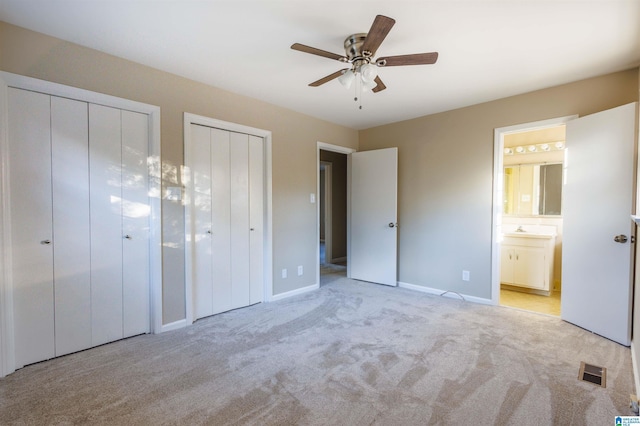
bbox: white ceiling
[1,1,639,130]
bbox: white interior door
[51,96,92,356]
[191,124,214,318]
[89,104,124,346]
[121,110,150,338]
[249,135,264,304]
[230,132,251,309]
[562,102,637,346]
[8,88,55,368]
[211,128,232,314]
[349,148,398,286]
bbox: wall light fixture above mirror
[504,141,564,156]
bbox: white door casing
[349,147,398,286]
[491,115,577,305]
[316,142,355,288]
[561,102,637,346]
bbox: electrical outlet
[298,265,303,276]
[462,270,470,281]
[282,268,287,279]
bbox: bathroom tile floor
[500,288,561,316]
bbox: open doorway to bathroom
[498,124,566,316]
[319,149,348,283]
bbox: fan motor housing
[344,33,368,61]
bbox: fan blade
[372,76,386,93]
[291,43,347,62]
[377,52,439,67]
[309,69,348,87]
[361,15,396,57]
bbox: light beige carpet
[0,269,634,425]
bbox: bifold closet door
[211,129,233,314]
[89,104,124,346]
[8,88,55,367]
[190,125,264,320]
[121,110,150,338]
[89,105,150,345]
[229,132,250,309]
[8,90,150,368]
[192,124,214,319]
[248,135,264,304]
[51,96,92,356]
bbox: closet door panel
[51,96,92,356]
[8,88,55,367]
[121,110,150,337]
[249,136,264,305]
[89,104,124,345]
[211,129,233,313]
[191,124,214,319]
[211,129,232,314]
[230,132,250,309]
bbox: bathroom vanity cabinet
[500,234,555,295]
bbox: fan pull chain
[354,74,364,110]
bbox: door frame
[317,142,355,285]
[184,113,273,323]
[0,72,162,378]
[320,161,333,264]
[491,115,577,305]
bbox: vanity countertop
[503,232,556,239]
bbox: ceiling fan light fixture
[338,69,355,89]
[360,63,378,83]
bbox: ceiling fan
[291,15,438,98]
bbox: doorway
[319,150,348,281]
[317,143,354,285]
[492,115,577,316]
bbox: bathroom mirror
[503,163,562,216]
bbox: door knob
[40,239,51,245]
[124,235,132,240]
[207,230,212,234]
[388,222,398,228]
[614,234,628,243]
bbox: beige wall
[0,22,359,324]
[359,68,639,299]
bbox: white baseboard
[632,341,640,396]
[269,283,319,302]
[159,319,188,333]
[398,281,494,305]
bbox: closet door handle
[124,235,132,240]
[41,239,51,245]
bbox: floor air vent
[578,361,606,388]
